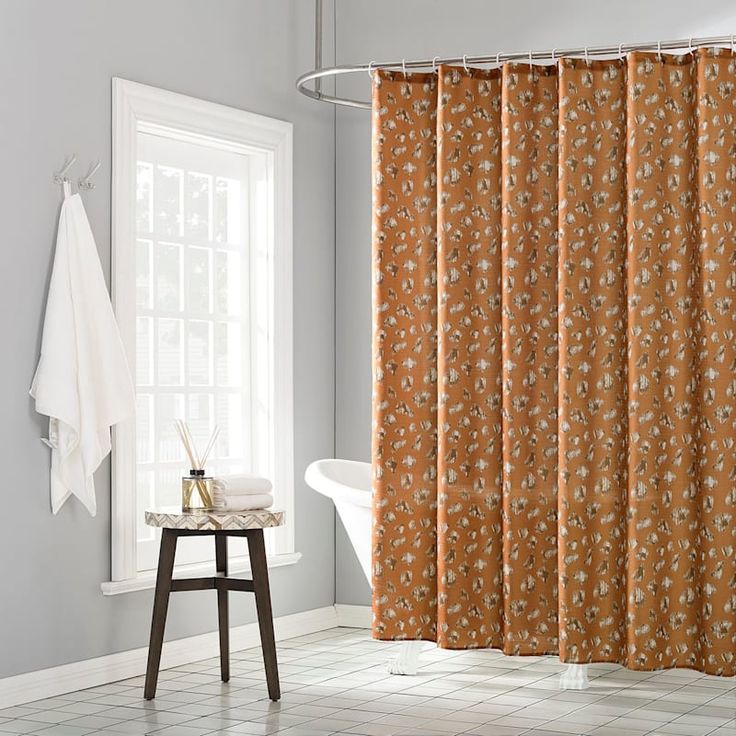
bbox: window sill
[100,551,302,596]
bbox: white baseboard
[0,605,340,710]
[335,603,371,629]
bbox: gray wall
[333,0,736,605]
[0,0,336,679]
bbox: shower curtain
[371,49,736,676]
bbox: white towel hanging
[30,184,134,516]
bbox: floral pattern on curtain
[371,49,736,675]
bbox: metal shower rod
[296,5,735,111]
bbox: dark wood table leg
[144,529,178,700]
[215,533,230,683]
[247,529,280,701]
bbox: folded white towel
[213,474,273,496]
[214,493,274,511]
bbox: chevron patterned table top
[145,507,285,531]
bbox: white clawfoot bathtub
[304,459,423,674]
[304,458,589,687]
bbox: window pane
[155,242,182,311]
[136,317,153,385]
[215,322,241,386]
[185,172,211,239]
[155,165,182,236]
[130,128,263,570]
[207,459,247,478]
[136,239,152,309]
[187,246,211,314]
[156,393,185,463]
[215,393,244,460]
[136,162,153,234]
[215,250,241,316]
[136,394,154,463]
[157,318,183,385]
[188,320,212,386]
[214,177,242,244]
[155,466,181,508]
[187,394,213,461]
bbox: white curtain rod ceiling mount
[296,2,736,109]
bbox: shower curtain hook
[688,38,694,56]
[618,42,625,60]
[657,40,663,62]
[528,49,533,70]
[731,35,735,53]
[462,54,469,73]
[367,61,375,80]
[551,48,557,63]
[496,51,501,67]
[432,55,440,74]
[584,47,590,66]
[401,58,407,78]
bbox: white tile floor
[1,628,734,736]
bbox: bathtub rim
[304,458,372,509]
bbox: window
[106,79,295,591]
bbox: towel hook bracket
[53,154,77,185]
[78,160,102,191]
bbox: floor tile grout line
[1,628,735,736]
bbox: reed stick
[180,421,201,469]
[200,425,220,468]
[174,421,197,469]
[174,420,214,508]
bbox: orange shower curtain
[371,49,736,675]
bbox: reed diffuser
[174,420,220,512]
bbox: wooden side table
[142,507,285,701]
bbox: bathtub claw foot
[386,658,416,675]
[559,663,590,690]
[387,640,422,675]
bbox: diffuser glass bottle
[174,419,220,512]
[182,468,214,512]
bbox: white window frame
[103,78,296,594]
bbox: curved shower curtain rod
[296,30,736,110]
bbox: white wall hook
[53,154,77,185]
[78,160,102,190]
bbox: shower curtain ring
[688,38,694,56]
[367,61,375,80]
[618,42,625,60]
[401,58,407,78]
[528,50,533,70]
[551,48,557,63]
[432,55,440,74]
[657,40,663,62]
[584,47,590,66]
[462,54,469,73]
[731,35,735,53]
[496,51,501,67]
